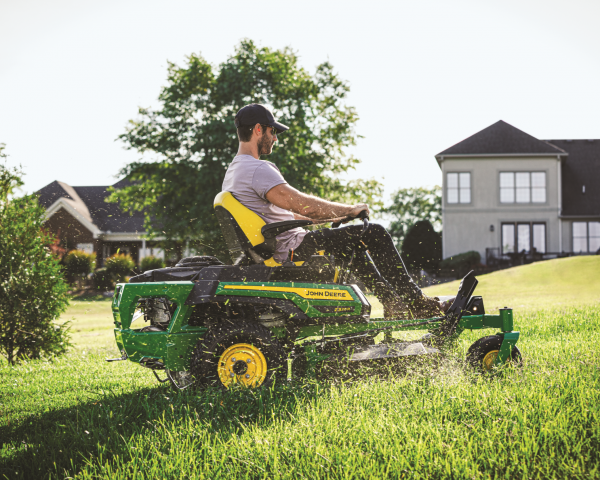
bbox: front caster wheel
[466,335,522,373]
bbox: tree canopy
[110,40,382,260]
[0,145,71,364]
[385,186,441,251]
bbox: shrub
[439,250,481,277]
[401,220,442,273]
[105,253,135,283]
[140,255,165,272]
[0,158,71,364]
[92,268,115,291]
[63,249,96,280]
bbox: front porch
[96,238,165,267]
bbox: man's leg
[293,224,442,318]
[293,225,388,293]
[356,224,444,317]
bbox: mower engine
[134,298,174,331]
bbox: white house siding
[441,156,561,263]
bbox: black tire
[466,335,522,372]
[190,321,286,390]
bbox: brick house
[37,179,163,266]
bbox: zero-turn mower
[107,192,521,390]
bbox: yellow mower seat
[213,192,311,266]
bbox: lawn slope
[425,256,600,311]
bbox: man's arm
[266,183,369,220]
[293,212,313,221]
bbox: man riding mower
[107,104,521,390]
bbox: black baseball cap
[234,103,289,134]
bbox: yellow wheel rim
[217,343,268,389]
[482,350,499,371]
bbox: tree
[110,40,382,261]
[401,220,442,273]
[385,186,441,251]
[0,145,71,364]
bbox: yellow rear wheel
[217,343,268,388]
[190,322,286,390]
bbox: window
[517,224,530,252]
[532,224,546,253]
[76,243,94,254]
[502,224,515,254]
[591,223,600,253]
[447,172,471,204]
[501,222,546,254]
[573,222,600,253]
[500,172,546,203]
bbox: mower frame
[109,278,520,382]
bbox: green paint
[500,308,514,332]
[496,331,520,365]
[111,280,520,375]
[215,281,362,317]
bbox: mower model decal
[313,305,355,313]
[221,285,354,301]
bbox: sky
[1,0,599,204]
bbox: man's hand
[348,204,370,220]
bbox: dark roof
[37,180,145,233]
[73,186,145,233]
[546,140,600,217]
[437,120,566,157]
[37,181,75,209]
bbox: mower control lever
[331,209,370,231]
[357,210,369,235]
[439,270,478,336]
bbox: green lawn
[62,296,118,352]
[425,255,600,312]
[1,258,599,479]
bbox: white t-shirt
[222,155,307,262]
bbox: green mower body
[108,256,520,390]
